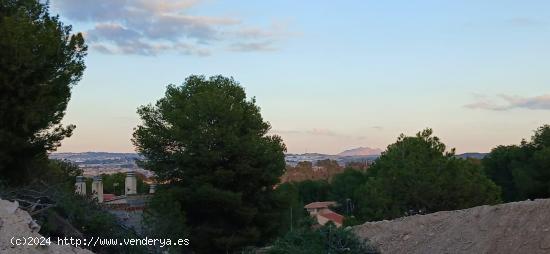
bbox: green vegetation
[3,2,550,253]
[41,188,148,254]
[483,125,550,202]
[294,180,332,204]
[329,169,367,216]
[355,129,501,221]
[0,2,145,253]
[84,172,148,196]
[0,0,86,185]
[270,224,379,254]
[1,160,147,254]
[273,182,308,235]
[133,75,287,253]
[142,185,188,253]
[100,172,149,195]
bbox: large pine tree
[133,75,286,253]
[0,0,87,185]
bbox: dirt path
[353,199,550,254]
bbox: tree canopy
[356,129,501,221]
[0,0,86,185]
[269,224,379,254]
[329,168,366,216]
[133,75,287,253]
[483,125,550,202]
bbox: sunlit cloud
[465,93,550,111]
[52,0,293,56]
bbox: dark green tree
[295,180,332,204]
[0,0,86,185]
[274,182,307,235]
[143,185,189,253]
[269,224,379,254]
[329,169,366,216]
[483,125,550,202]
[133,75,286,253]
[356,129,501,221]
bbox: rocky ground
[353,199,550,254]
[0,198,93,254]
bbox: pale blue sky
[51,0,550,154]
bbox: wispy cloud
[52,0,293,56]
[228,41,278,52]
[465,93,550,111]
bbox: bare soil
[353,199,550,254]
[0,198,93,254]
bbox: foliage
[294,180,332,204]
[269,224,379,254]
[143,185,190,253]
[42,189,148,254]
[0,160,146,254]
[0,0,87,185]
[133,75,287,253]
[342,216,362,227]
[329,169,366,216]
[274,183,308,235]
[356,129,501,221]
[483,125,550,202]
[101,172,149,195]
[40,160,82,188]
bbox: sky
[50,0,550,154]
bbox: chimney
[149,183,156,194]
[125,171,137,195]
[92,175,104,203]
[75,176,86,196]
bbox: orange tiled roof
[103,194,116,201]
[318,210,344,225]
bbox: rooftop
[318,211,344,225]
[304,201,337,209]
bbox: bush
[39,191,148,254]
[0,160,148,254]
[270,224,379,254]
[34,161,148,254]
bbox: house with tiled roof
[304,201,344,227]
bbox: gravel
[353,199,550,254]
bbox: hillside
[353,199,550,254]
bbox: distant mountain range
[337,147,383,156]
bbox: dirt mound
[0,198,93,254]
[353,199,550,254]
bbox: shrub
[270,224,379,254]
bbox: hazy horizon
[50,0,550,154]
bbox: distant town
[49,147,487,177]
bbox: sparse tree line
[286,125,550,224]
[2,1,550,253]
